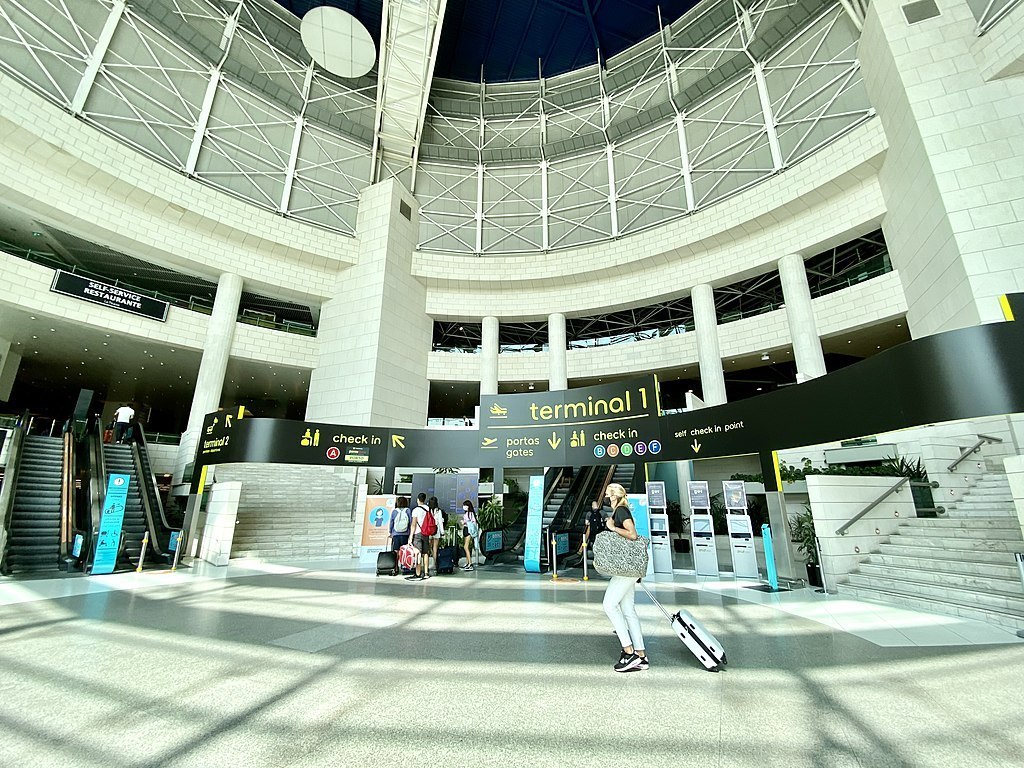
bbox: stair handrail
[0,421,27,574]
[835,477,909,536]
[947,434,1003,473]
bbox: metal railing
[835,478,942,536]
[947,434,1003,473]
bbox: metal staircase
[3,435,64,574]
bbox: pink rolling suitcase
[639,583,727,672]
[398,544,420,571]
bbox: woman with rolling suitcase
[601,483,649,673]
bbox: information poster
[360,495,396,563]
[687,481,710,510]
[92,473,130,575]
[523,475,544,573]
[645,481,666,508]
[627,493,654,578]
[485,529,503,553]
[723,480,748,510]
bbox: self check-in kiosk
[649,513,673,573]
[687,481,719,577]
[646,482,672,574]
[723,480,759,579]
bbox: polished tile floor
[1,559,1022,768]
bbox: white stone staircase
[838,468,1024,632]
[215,464,359,561]
[944,472,1016,517]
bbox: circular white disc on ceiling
[300,6,376,79]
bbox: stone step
[854,562,1021,594]
[837,583,1024,632]
[867,553,1020,581]
[899,517,1021,530]
[842,571,1024,614]
[878,542,1020,565]
[895,524,1024,542]
[883,535,1023,552]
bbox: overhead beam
[373,0,449,187]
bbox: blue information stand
[92,473,131,575]
[761,523,779,591]
[523,475,544,573]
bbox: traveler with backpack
[390,497,411,553]
[460,500,480,571]
[428,496,444,565]
[405,493,435,581]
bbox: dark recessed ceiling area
[271,0,697,82]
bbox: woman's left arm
[606,514,638,541]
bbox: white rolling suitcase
[639,583,727,672]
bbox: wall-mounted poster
[361,495,396,562]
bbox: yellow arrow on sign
[391,434,405,449]
[691,439,701,453]
[548,432,562,450]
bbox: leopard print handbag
[592,531,650,578]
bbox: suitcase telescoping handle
[638,582,676,622]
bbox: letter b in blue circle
[594,445,606,458]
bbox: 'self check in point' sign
[479,375,662,467]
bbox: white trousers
[603,576,645,651]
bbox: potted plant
[789,504,822,587]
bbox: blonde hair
[606,483,629,508]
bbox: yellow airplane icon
[489,403,508,417]
[481,437,498,448]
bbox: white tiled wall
[860,0,1024,337]
[307,180,431,427]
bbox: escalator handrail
[0,424,27,574]
[132,425,177,534]
[84,414,108,571]
[547,466,591,530]
[59,422,75,563]
[122,427,165,558]
[541,468,565,509]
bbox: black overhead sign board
[479,376,661,467]
[50,270,169,322]
[191,302,1024,493]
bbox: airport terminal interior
[1,0,1024,765]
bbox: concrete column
[691,284,727,406]
[174,271,243,482]
[481,315,499,396]
[859,0,1024,336]
[548,312,567,391]
[778,253,827,382]
[0,337,21,401]
[307,178,430,427]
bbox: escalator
[484,466,572,565]
[1,433,66,574]
[556,463,636,571]
[98,425,177,569]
